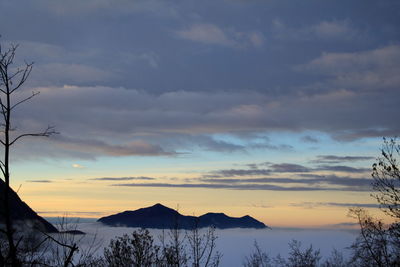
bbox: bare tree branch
[10,91,39,111]
[10,62,33,94]
[10,126,58,146]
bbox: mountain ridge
[98,203,267,229]
[0,179,58,233]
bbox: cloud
[248,32,265,47]
[177,24,235,46]
[109,170,373,192]
[250,202,273,208]
[196,161,371,186]
[311,155,374,164]
[325,222,359,229]
[176,23,264,48]
[35,63,116,85]
[250,143,294,151]
[26,180,53,183]
[269,163,310,173]
[7,61,399,161]
[204,162,367,179]
[291,202,379,209]
[52,135,175,158]
[37,211,106,216]
[90,176,155,181]
[15,0,179,18]
[297,174,372,187]
[200,175,372,188]
[272,19,361,41]
[322,202,379,208]
[12,78,395,156]
[111,181,370,192]
[311,20,358,40]
[203,168,271,178]
[72,163,85,169]
[316,165,369,173]
[168,135,245,152]
[301,135,319,143]
[296,45,400,91]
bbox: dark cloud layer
[0,0,398,160]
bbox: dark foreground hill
[98,203,267,229]
[0,179,58,233]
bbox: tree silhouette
[372,137,400,219]
[0,42,56,266]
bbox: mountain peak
[150,203,174,211]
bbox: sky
[0,0,399,227]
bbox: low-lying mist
[65,221,357,266]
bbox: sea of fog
[46,219,358,266]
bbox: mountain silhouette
[0,179,58,233]
[98,203,267,229]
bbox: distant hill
[98,203,267,229]
[0,179,58,233]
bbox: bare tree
[321,249,347,267]
[158,206,188,267]
[242,241,270,267]
[372,137,400,219]
[186,223,220,267]
[103,229,162,267]
[0,41,56,266]
[348,208,400,267]
[285,240,321,267]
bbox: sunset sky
[0,0,399,227]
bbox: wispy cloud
[269,163,311,173]
[311,155,374,164]
[272,19,361,41]
[311,20,359,40]
[72,163,85,169]
[111,182,341,191]
[112,172,372,192]
[176,23,264,48]
[199,175,371,187]
[296,45,400,93]
[316,165,369,173]
[37,211,106,216]
[90,176,156,181]
[202,160,369,181]
[26,180,53,183]
[301,135,319,143]
[203,168,271,178]
[290,202,379,209]
[53,135,175,158]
